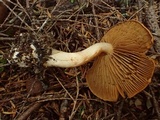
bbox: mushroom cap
[86,20,155,102]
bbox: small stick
[149,86,160,120]
[59,93,68,120]
[92,3,100,40]
[116,99,125,120]
[17,102,42,120]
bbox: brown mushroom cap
[86,20,155,102]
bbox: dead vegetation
[0,0,160,119]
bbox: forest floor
[0,0,160,120]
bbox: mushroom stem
[44,42,113,68]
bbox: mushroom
[44,20,155,101]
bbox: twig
[144,0,160,52]
[137,1,144,22]
[101,0,125,20]
[0,0,34,32]
[149,86,160,120]
[69,101,83,120]
[59,93,68,120]
[16,102,42,120]
[116,99,125,120]
[37,0,61,32]
[55,18,107,30]
[128,4,146,20]
[69,69,80,120]
[0,37,15,41]
[103,113,115,119]
[0,63,11,67]
[92,3,100,40]
[53,74,74,100]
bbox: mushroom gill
[86,20,155,102]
